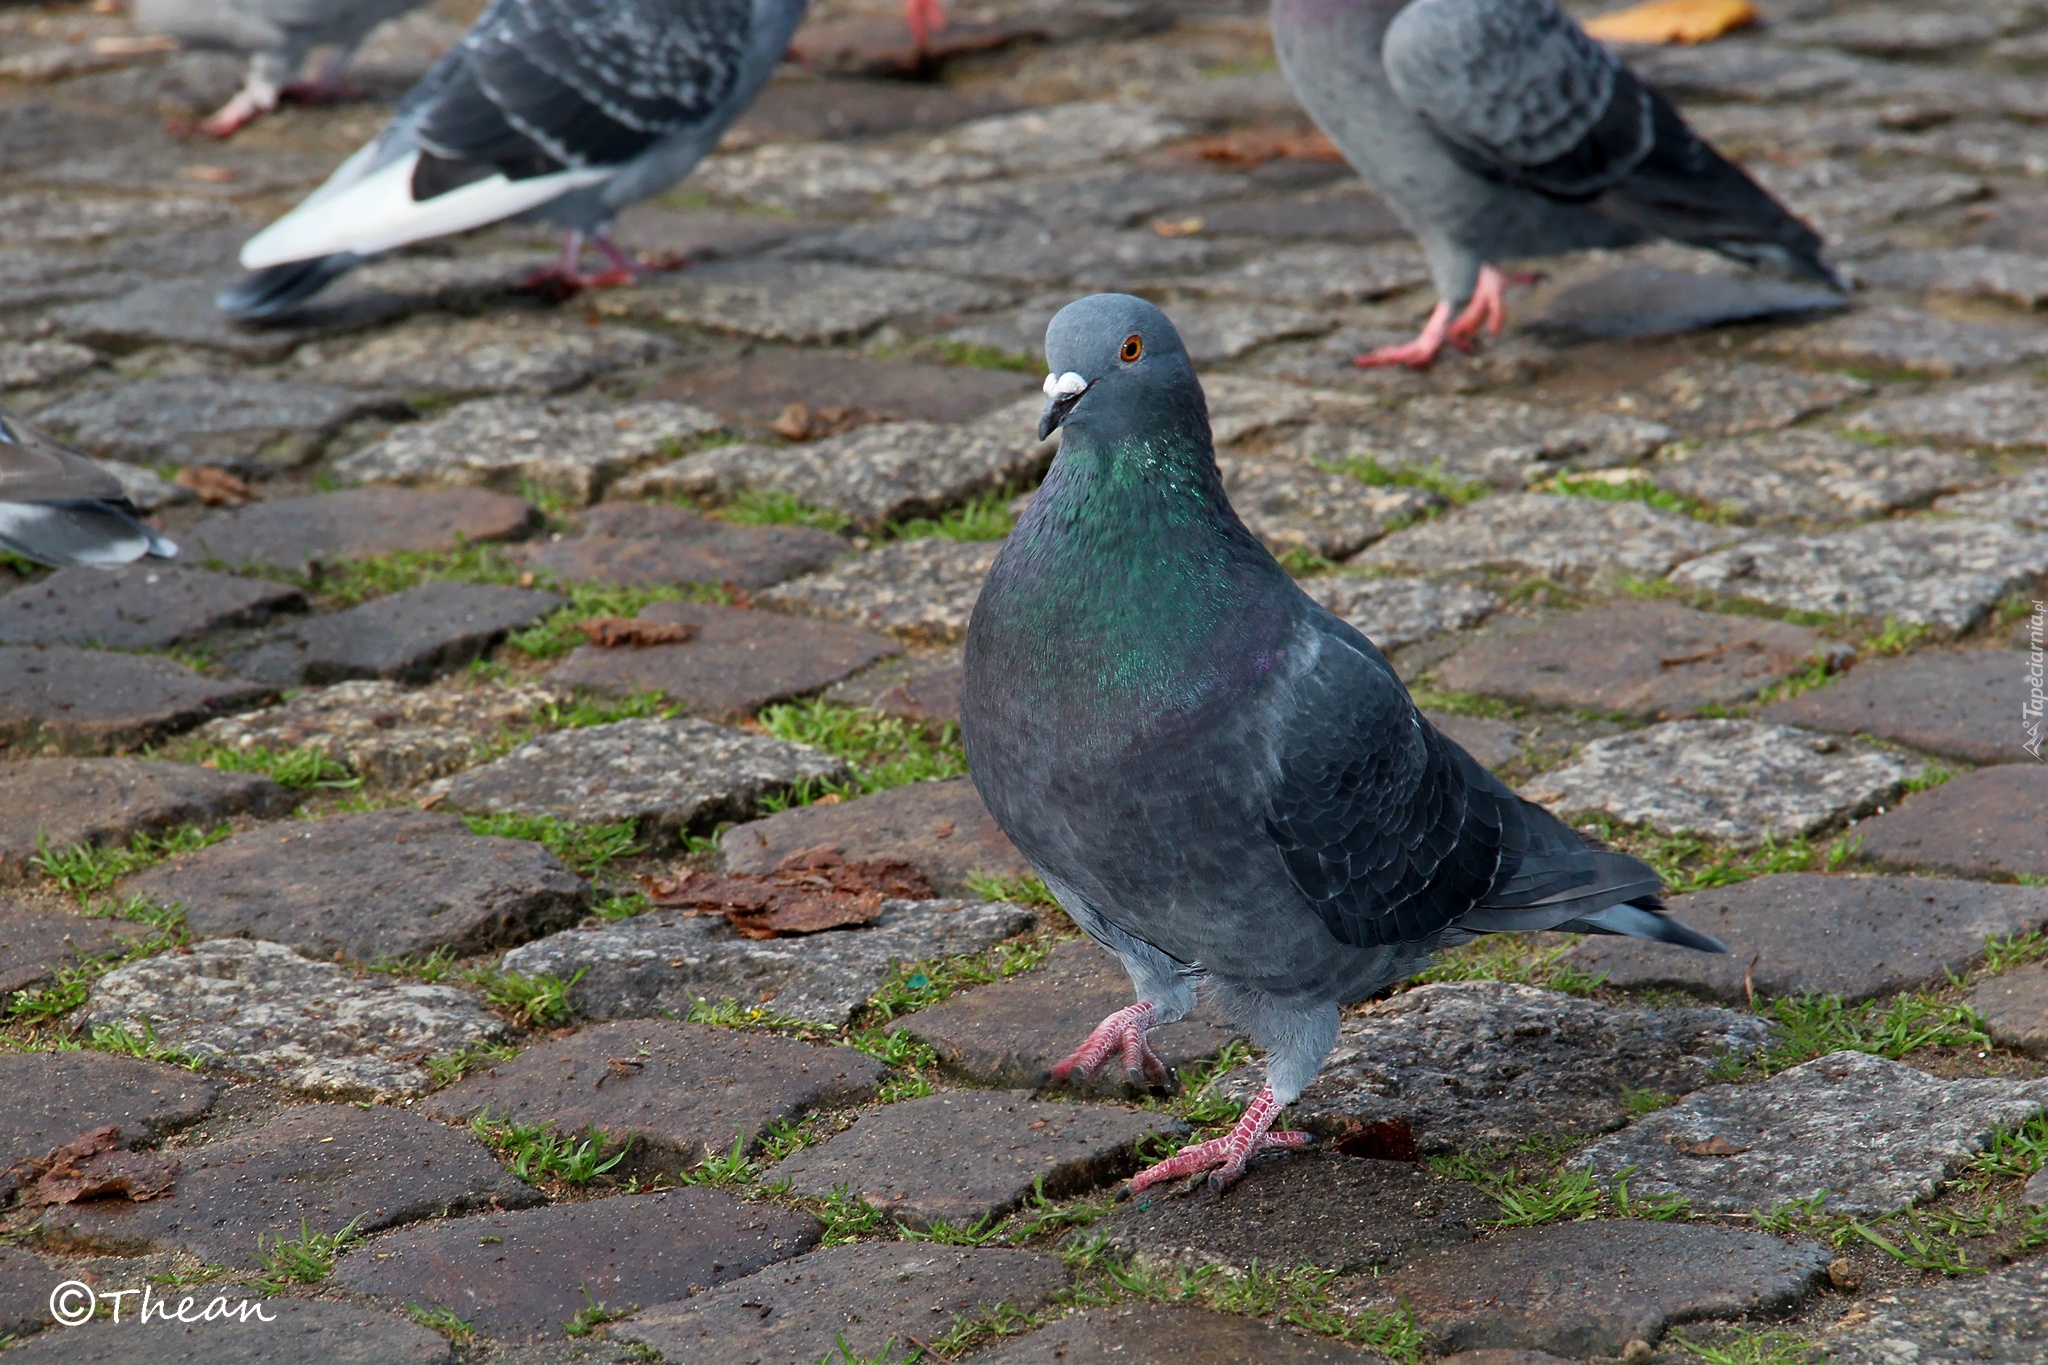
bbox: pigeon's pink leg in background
[1049,1001,1169,1087]
[1352,299,1454,369]
[517,232,648,296]
[1127,1084,1312,1193]
[1354,264,1538,369]
[280,50,370,107]
[195,85,279,138]
[905,0,948,50]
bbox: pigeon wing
[1261,613,1522,948]
[1381,0,1652,201]
[0,407,127,505]
[415,0,754,177]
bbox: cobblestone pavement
[3,0,2048,1361]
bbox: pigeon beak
[1037,370,1089,441]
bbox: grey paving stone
[1974,961,2048,1059]
[645,348,1034,431]
[1216,981,1774,1154]
[0,756,295,881]
[1853,765,2048,880]
[868,661,967,729]
[1750,162,1989,242]
[1093,1150,1488,1277]
[424,717,848,844]
[1296,575,1498,650]
[1624,36,1882,102]
[233,581,562,687]
[1668,518,2048,635]
[193,680,571,787]
[46,279,372,366]
[524,502,848,591]
[0,337,99,389]
[906,165,1252,232]
[892,939,1240,1097]
[80,938,510,1098]
[90,456,190,514]
[0,1050,217,1203]
[1215,453,1439,559]
[1763,306,2048,378]
[1857,247,2048,310]
[333,397,726,507]
[1561,874,2048,1004]
[332,1189,819,1342]
[36,1101,538,1264]
[1762,650,2030,763]
[1282,395,1676,491]
[0,898,145,1002]
[1432,602,1842,720]
[1176,241,1431,307]
[599,259,1009,342]
[1360,1220,1830,1360]
[31,374,394,468]
[782,211,1217,287]
[1154,298,1335,363]
[546,599,902,718]
[1523,262,1847,342]
[981,1301,1381,1364]
[1821,1255,2048,1364]
[1522,718,1913,845]
[300,315,677,396]
[759,536,1000,644]
[768,1090,1185,1228]
[1351,494,1740,581]
[1648,430,1989,524]
[1935,466,2048,528]
[1776,6,2034,54]
[616,1242,1069,1365]
[1638,360,1871,437]
[1198,375,1378,448]
[620,406,1052,532]
[185,487,538,572]
[1428,712,1524,771]
[1853,378,2048,450]
[500,897,1039,1027]
[0,1244,56,1339]
[719,775,1032,896]
[126,808,587,962]
[0,564,304,649]
[1572,1050,2048,1215]
[419,1019,884,1171]
[0,646,272,755]
[0,1296,458,1364]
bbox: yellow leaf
[1583,0,1758,45]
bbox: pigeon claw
[1352,300,1454,370]
[1127,1085,1310,1195]
[1445,263,1520,348]
[1048,1001,1168,1088]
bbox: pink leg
[1128,1084,1312,1194]
[516,232,642,297]
[1049,1001,1169,1088]
[1352,300,1454,370]
[905,0,948,51]
[1445,263,1524,348]
[194,86,277,139]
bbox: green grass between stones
[754,700,968,803]
[459,811,644,876]
[888,494,1015,543]
[251,1217,363,1292]
[468,1112,625,1185]
[190,744,361,790]
[718,487,852,533]
[34,823,234,901]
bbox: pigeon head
[1037,294,1200,442]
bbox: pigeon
[218,0,948,319]
[0,404,178,569]
[960,294,1725,1192]
[1269,0,1845,368]
[134,0,431,138]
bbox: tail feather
[1558,900,1729,954]
[217,254,363,321]
[0,500,177,569]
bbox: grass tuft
[469,965,584,1028]
[470,1112,626,1184]
[754,700,968,799]
[1318,454,1488,505]
[964,871,1058,907]
[36,824,234,901]
[505,583,689,661]
[460,811,644,876]
[1417,937,1608,995]
[252,1217,363,1291]
[719,488,852,533]
[196,745,359,790]
[404,1305,475,1343]
[889,494,1015,542]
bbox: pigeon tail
[1558,899,1728,954]
[0,501,177,569]
[217,254,363,320]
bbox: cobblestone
[1353,494,1739,581]
[0,755,293,880]
[759,535,1001,643]
[719,774,1031,895]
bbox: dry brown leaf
[771,401,879,442]
[573,616,698,648]
[1175,127,1343,168]
[1582,0,1756,45]
[1152,216,1204,238]
[1678,1135,1751,1157]
[639,846,934,938]
[175,465,256,507]
[9,1125,180,1208]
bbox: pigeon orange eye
[1120,334,1143,362]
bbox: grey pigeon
[1270,0,1845,367]
[135,0,429,137]
[961,294,1724,1192]
[0,404,177,569]
[219,0,947,319]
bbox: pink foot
[1353,300,1454,369]
[1445,263,1527,349]
[192,90,273,139]
[905,0,948,51]
[1128,1085,1311,1194]
[279,79,368,106]
[1049,1001,1168,1088]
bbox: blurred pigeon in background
[135,0,429,137]
[0,405,177,569]
[961,294,1724,1192]
[219,0,947,319]
[1271,0,1846,367]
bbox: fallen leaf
[639,847,935,938]
[1582,0,1756,45]
[1679,1135,1751,1157]
[174,465,256,507]
[1175,127,1343,168]
[8,1125,180,1208]
[771,401,879,442]
[1152,216,1204,238]
[573,616,698,648]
